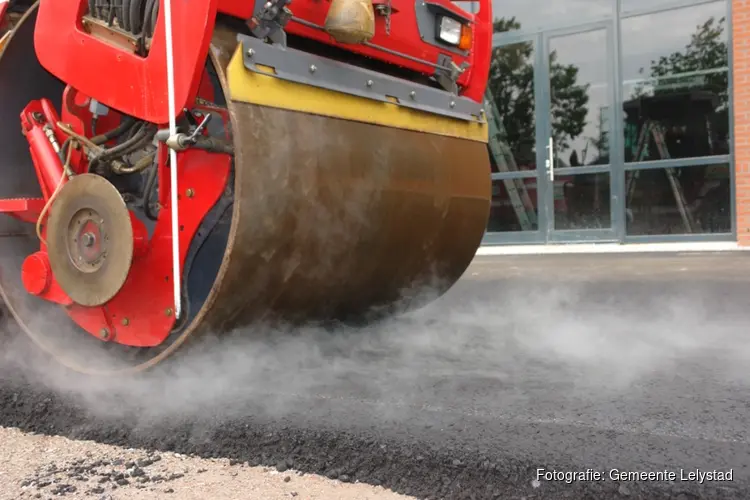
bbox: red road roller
[0,0,492,374]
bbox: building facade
[473,0,740,247]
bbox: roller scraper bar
[237,33,486,124]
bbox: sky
[483,0,729,164]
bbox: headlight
[437,16,462,46]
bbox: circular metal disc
[46,173,134,307]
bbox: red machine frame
[218,0,492,102]
[32,0,491,124]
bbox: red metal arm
[20,99,67,201]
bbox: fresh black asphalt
[1,251,750,500]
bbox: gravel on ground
[0,426,414,500]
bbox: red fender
[33,0,219,124]
[0,1,8,27]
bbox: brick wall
[734,0,750,244]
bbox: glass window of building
[492,0,612,34]
[549,28,611,168]
[621,1,730,162]
[486,39,539,233]
[621,1,730,236]
[621,0,694,14]
[488,179,540,232]
[625,163,731,235]
[488,41,537,175]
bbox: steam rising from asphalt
[1,266,748,435]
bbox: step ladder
[484,91,537,231]
[625,120,697,233]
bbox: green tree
[632,16,727,102]
[487,17,589,167]
[628,16,729,156]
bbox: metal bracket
[155,112,212,152]
[247,0,293,47]
[238,34,485,122]
[373,0,394,35]
[434,53,469,94]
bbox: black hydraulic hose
[148,0,159,37]
[130,0,146,35]
[114,150,155,174]
[107,5,116,26]
[124,120,142,141]
[121,0,131,33]
[99,124,159,175]
[142,0,154,35]
[115,125,157,158]
[97,0,106,20]
[88,121,149,172]
[91,116,137,145]
[193,136,235,155]
[57,137,72,165]
[142,0,157,38]
[98,122,149,159]
[142,158,159,220]
[135,0,156,55]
